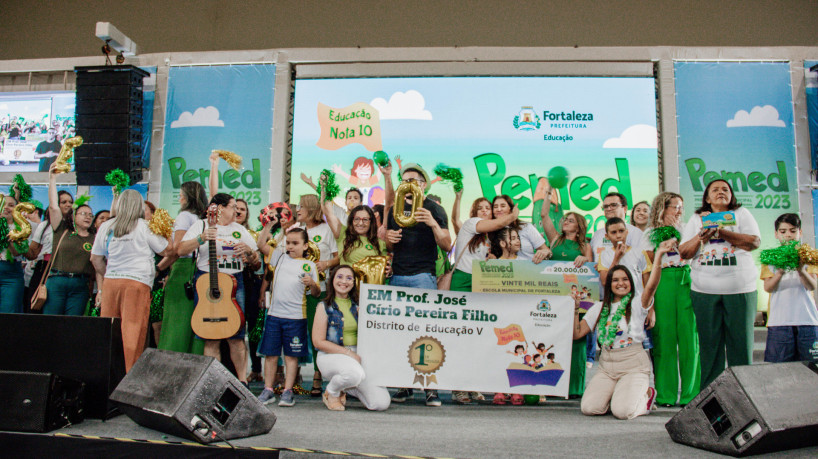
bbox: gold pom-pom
[798,243,818,267]
[148,208,174,239]
[214,149,242,170]
[54,136,83,174]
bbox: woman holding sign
[679,179,760,389]
[574,240,674,420]
[539,182,593,398]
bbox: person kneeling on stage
[573,240,674,420]
[312,265,390,411]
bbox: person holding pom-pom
[761,213,818,363]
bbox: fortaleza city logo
[513,106,541,131]
[537,300,551,312]
[531,300,557,319]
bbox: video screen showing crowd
[3,148,817,418]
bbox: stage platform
[2,388,816,458]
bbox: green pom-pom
[0,218,9,255]
[149,289,164,323]
[433,164,464,193]
[648,226,681,249]
[12,240,29,256]
[316,169,340,201]
[73,193,93,210]
[30,200,44,211]
[760,240,800,271]
[248,307,267,342]
[10,174,32,203]
[105,169,130,195]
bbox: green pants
[652,267,700,405]
[690,290,757,388]
[569,337,587,396]
[158,258,204,355]
[450,269,472,292]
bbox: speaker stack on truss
[73,65,147,185]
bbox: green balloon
[547,166,570,189]
[373,150,389,167]
[523,394,540,405]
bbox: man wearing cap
[386,163,451,407]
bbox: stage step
[753,326,766,363]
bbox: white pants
[581,345,652,420]
[316,351,390,411]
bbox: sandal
[453,391,471,404]
[311,376,323,397]
[510,394,525,405]
[492,393,507,405]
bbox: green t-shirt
[51,220,95,274]
[550,238,583,262]
[336,297,357,346]
[338,226,386,266]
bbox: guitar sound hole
[209,288,221,300]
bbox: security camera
[95,22,138,56]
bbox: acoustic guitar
[191,204,245,340]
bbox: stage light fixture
[95,22,138,57]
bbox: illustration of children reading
[546,353,556,365]
[531,354,544,369]
[506,343,528,364]
[531,342,554,358]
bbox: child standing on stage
[761,213,818,363]
[257,228,320,407]
[597,217,648,297]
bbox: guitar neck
[209,235,219,291]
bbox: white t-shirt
[761,265,818,327]
[268,246,319,320]
[32,220,53,260]
[516,223,546,261]
[91,219,169,286]
[183,221,258,275]
[639,227,689,270]
[583,294,650,349]
[590,223,644,262]
[173,211,200,259]
[454,217,489,274]
[299,222,338,289]
[331,204,349,227]
[682,207,761,294]
[597,245,649,297]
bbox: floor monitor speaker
[666,361,818,456]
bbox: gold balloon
[10,202,36,242]
[305,240,326,282]
[147,208,174,239]
[54,136,83,174]
[264,237,279,272]
[247,228,258,242]
[214,149,242,170]
[393,179,424,227]
[352,255,389,290]
[798,243,818,267]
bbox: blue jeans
[765,326,818,363]
[43,275,90,316]
[0,261,24,313]
[390,273,436,289]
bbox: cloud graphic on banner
[170,106,224,128]
[603,124,657,148]
[726,105,786,127]
[370,90,432,120]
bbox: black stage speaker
[0,371,85,432]
[74,65,148,185]
[666,361,818,456]
[0,313,125,419]
[110,349,276,444]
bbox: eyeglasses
[665,204,683,211]
[602,203,621,210]
[353,217,371,223]
[76,211,93,217]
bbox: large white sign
[357,284,575,396]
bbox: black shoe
[425,390,442,407]
[392,388,413,403]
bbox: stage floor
[8,390,817,458]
